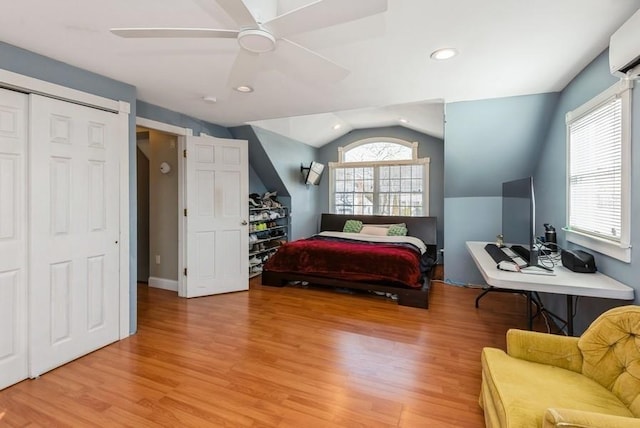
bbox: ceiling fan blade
[226,49,261,89]
[110,28,239,39]
[271,38,349,83]
[263,0,387,38]
[215,0,259,29]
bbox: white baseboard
[148,276,178,292]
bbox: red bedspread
[263,236,424,289]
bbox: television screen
[304,161,325,185]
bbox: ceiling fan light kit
[237,29,276,53]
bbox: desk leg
[567,295,574,336]
[527,291,533,330]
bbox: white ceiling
[1,0,638,147]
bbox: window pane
[568,97,622,241]
[331,159,427,217]
[363,179,374,192]
[344,142,412,162]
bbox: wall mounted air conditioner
[609,9,640,78]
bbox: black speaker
[561,249,596,273]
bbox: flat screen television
[303,161,325,185]
[502,176,540,267]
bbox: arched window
[330,138,429,216]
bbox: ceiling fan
[110,0,388,90]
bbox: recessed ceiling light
[332,124,342,130]
[202,95,217,103]
[399,118,409,124]
[234,85,254,93]
[430,48,458,60]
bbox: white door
[29,94,120,377]
[0,88,28,389]
[184,135,248,298]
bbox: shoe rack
[248,205,288,278]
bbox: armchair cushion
[544,407,640,428]
[481,347,633,428]
[578,306,640,417]
[506,329,583,373]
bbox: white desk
[466,241,634,335]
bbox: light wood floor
[0,278,548,427]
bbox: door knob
[241,220,248,225]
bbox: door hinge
[184,208,187,217]
[183,149,187,158]
[184,268,187,276]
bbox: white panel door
[29,94,120,377]
[184,135,248,298]
[0,88,28,389]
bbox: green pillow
[343,219,363,233]
[387,223,408,236]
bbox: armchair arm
[544,408,640,428]
[506,329,582,373]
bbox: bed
[261,213,438,309]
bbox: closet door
[29,94,120,377]
[0,88,28,390]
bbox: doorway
[136,126,179,292]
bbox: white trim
[565,79,632,123]
[338,137,417,162]
[148,276,179,292]
[0,68,123,113]
[135,118,192,296]
[178,136,187,297]
[564,228,631,263]
[329,157,430,168]
[118,104,131,339]
[136,117,193,136]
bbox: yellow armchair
[480,305,640,428]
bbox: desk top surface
[466,241,634,300]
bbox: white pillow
[360,225,389,236]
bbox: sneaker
[249,234,258,242]
[249,256,261,266]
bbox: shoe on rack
[249,234,258,242]
[249,256,261,266]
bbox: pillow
[360,225,389,236]
[387,223,408,236]
[343,219,363,233]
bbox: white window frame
[329,138,430,216]
[564,79,633,262]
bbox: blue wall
[443,93,559,284]
[137,101,232,138]
[230,125,321,240]
[534,50,639,333]
[317,126,445,251]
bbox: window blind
[568,96,622,241]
